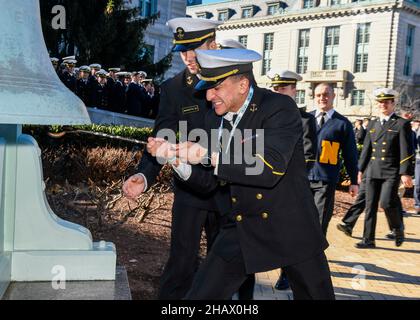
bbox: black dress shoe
[395,229,405,247]
[275,272,290,290]
[355,240,376,249]
[386,231,396,239]
[337,223,353,237]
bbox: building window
[330,0,341,4]
[296,90,306,104]
[354,23,370,73]
[267,3,279,15]
[139,0,157,17]
[404,25,415,76]
[351,90,365,105]
[262,33,274,75]
[323,26,340,70]
[238,35,248,48]
[218,10,229,21]
[303,0,315,8]
[297,29,310,74]
[196,11,213,19]
[242,7,253,18]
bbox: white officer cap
[266,69,302,87]
[79,65,91,73]
[89,63,102,70]
[138,71,147,78]
[62,55,76,61]
[50,57,59,64]
[108,67,121,72]
[167,17,222,52]
[63,59,77,65]
[373,87,398,101]
[217,38,246,49]
[96,69,107,77]
[195,48,261,90]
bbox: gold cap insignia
[273,74,280,82]
[176,27,185,40]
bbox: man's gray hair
[314,82,334,94]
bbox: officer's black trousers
[342,176,366,228]
[342,175,404,231]
[185,227,335,300]
[363,177,404,241]
[310,181,336,235]
[158,200,219,300]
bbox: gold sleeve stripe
[305,159,316,162]
[256,154,285,176]
[400,154,414,164]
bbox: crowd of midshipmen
[51,56,159,119]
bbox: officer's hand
[401,175,413,188]
[176,142,208,164]
[146,137,166,157]
[357,171,363,185]
[349,185,358,197]
[123,174,145,199]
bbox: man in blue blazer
[308,83,359,235]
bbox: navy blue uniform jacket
[137,69,218,211]
[184,87,328,274]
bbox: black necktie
[232,114,238,124]
[319,112,326,127]
[381,119,386,127]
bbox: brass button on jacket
[256,193,263,200]
[232,197,237,203]
[261,212,269,219]
[236,214,242,222]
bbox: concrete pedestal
[2,266,131,300]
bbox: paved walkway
[254,212,420,300]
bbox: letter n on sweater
[319,140,340,165]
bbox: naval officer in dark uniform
[267,69,317,171]
[76,65,91,106]
[173,48,334,300]
[59,57,77,93]
[265,68,318,291]
[122,18,223,300]
[356,88,414,248]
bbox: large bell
[0,0,90,125]
[0,1,114,299]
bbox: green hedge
[56,124,152,140]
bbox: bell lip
[0,117,91,125]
